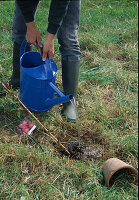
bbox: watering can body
[20,40,73,112]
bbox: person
[6,0,81,122]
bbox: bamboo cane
[0,80,70,155]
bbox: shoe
[61,60,80,122]
[0,43,32,97]
[9,42,32,89]
[61,100,78,122]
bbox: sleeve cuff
[47,23,60,35]
[24,14,34,23]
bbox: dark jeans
[12,0,81,61]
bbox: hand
[42,32,55,61]
[26,22,43,48]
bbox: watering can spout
[43,82,74,108]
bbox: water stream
[70,98,81,145]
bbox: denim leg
[57,0,81,61]
[12,0,38,45]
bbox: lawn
[0,0,138,199]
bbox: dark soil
[61,141,103,161]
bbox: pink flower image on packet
[17,118,36,135]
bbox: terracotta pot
[102,158,138,188]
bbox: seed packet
[17,118,36,136]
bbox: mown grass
[0,0,138,199]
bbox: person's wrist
[45,32,55,41]
[26,21,36,29]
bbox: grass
[0,0,138,199]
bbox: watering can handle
[20,40,43,58]
[36,41,50,60]
[36,41,43,53]
[20,39,50,60]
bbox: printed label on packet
[17,118,36,136]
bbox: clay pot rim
[106,165,138,188]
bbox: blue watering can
[20,40,73,112]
